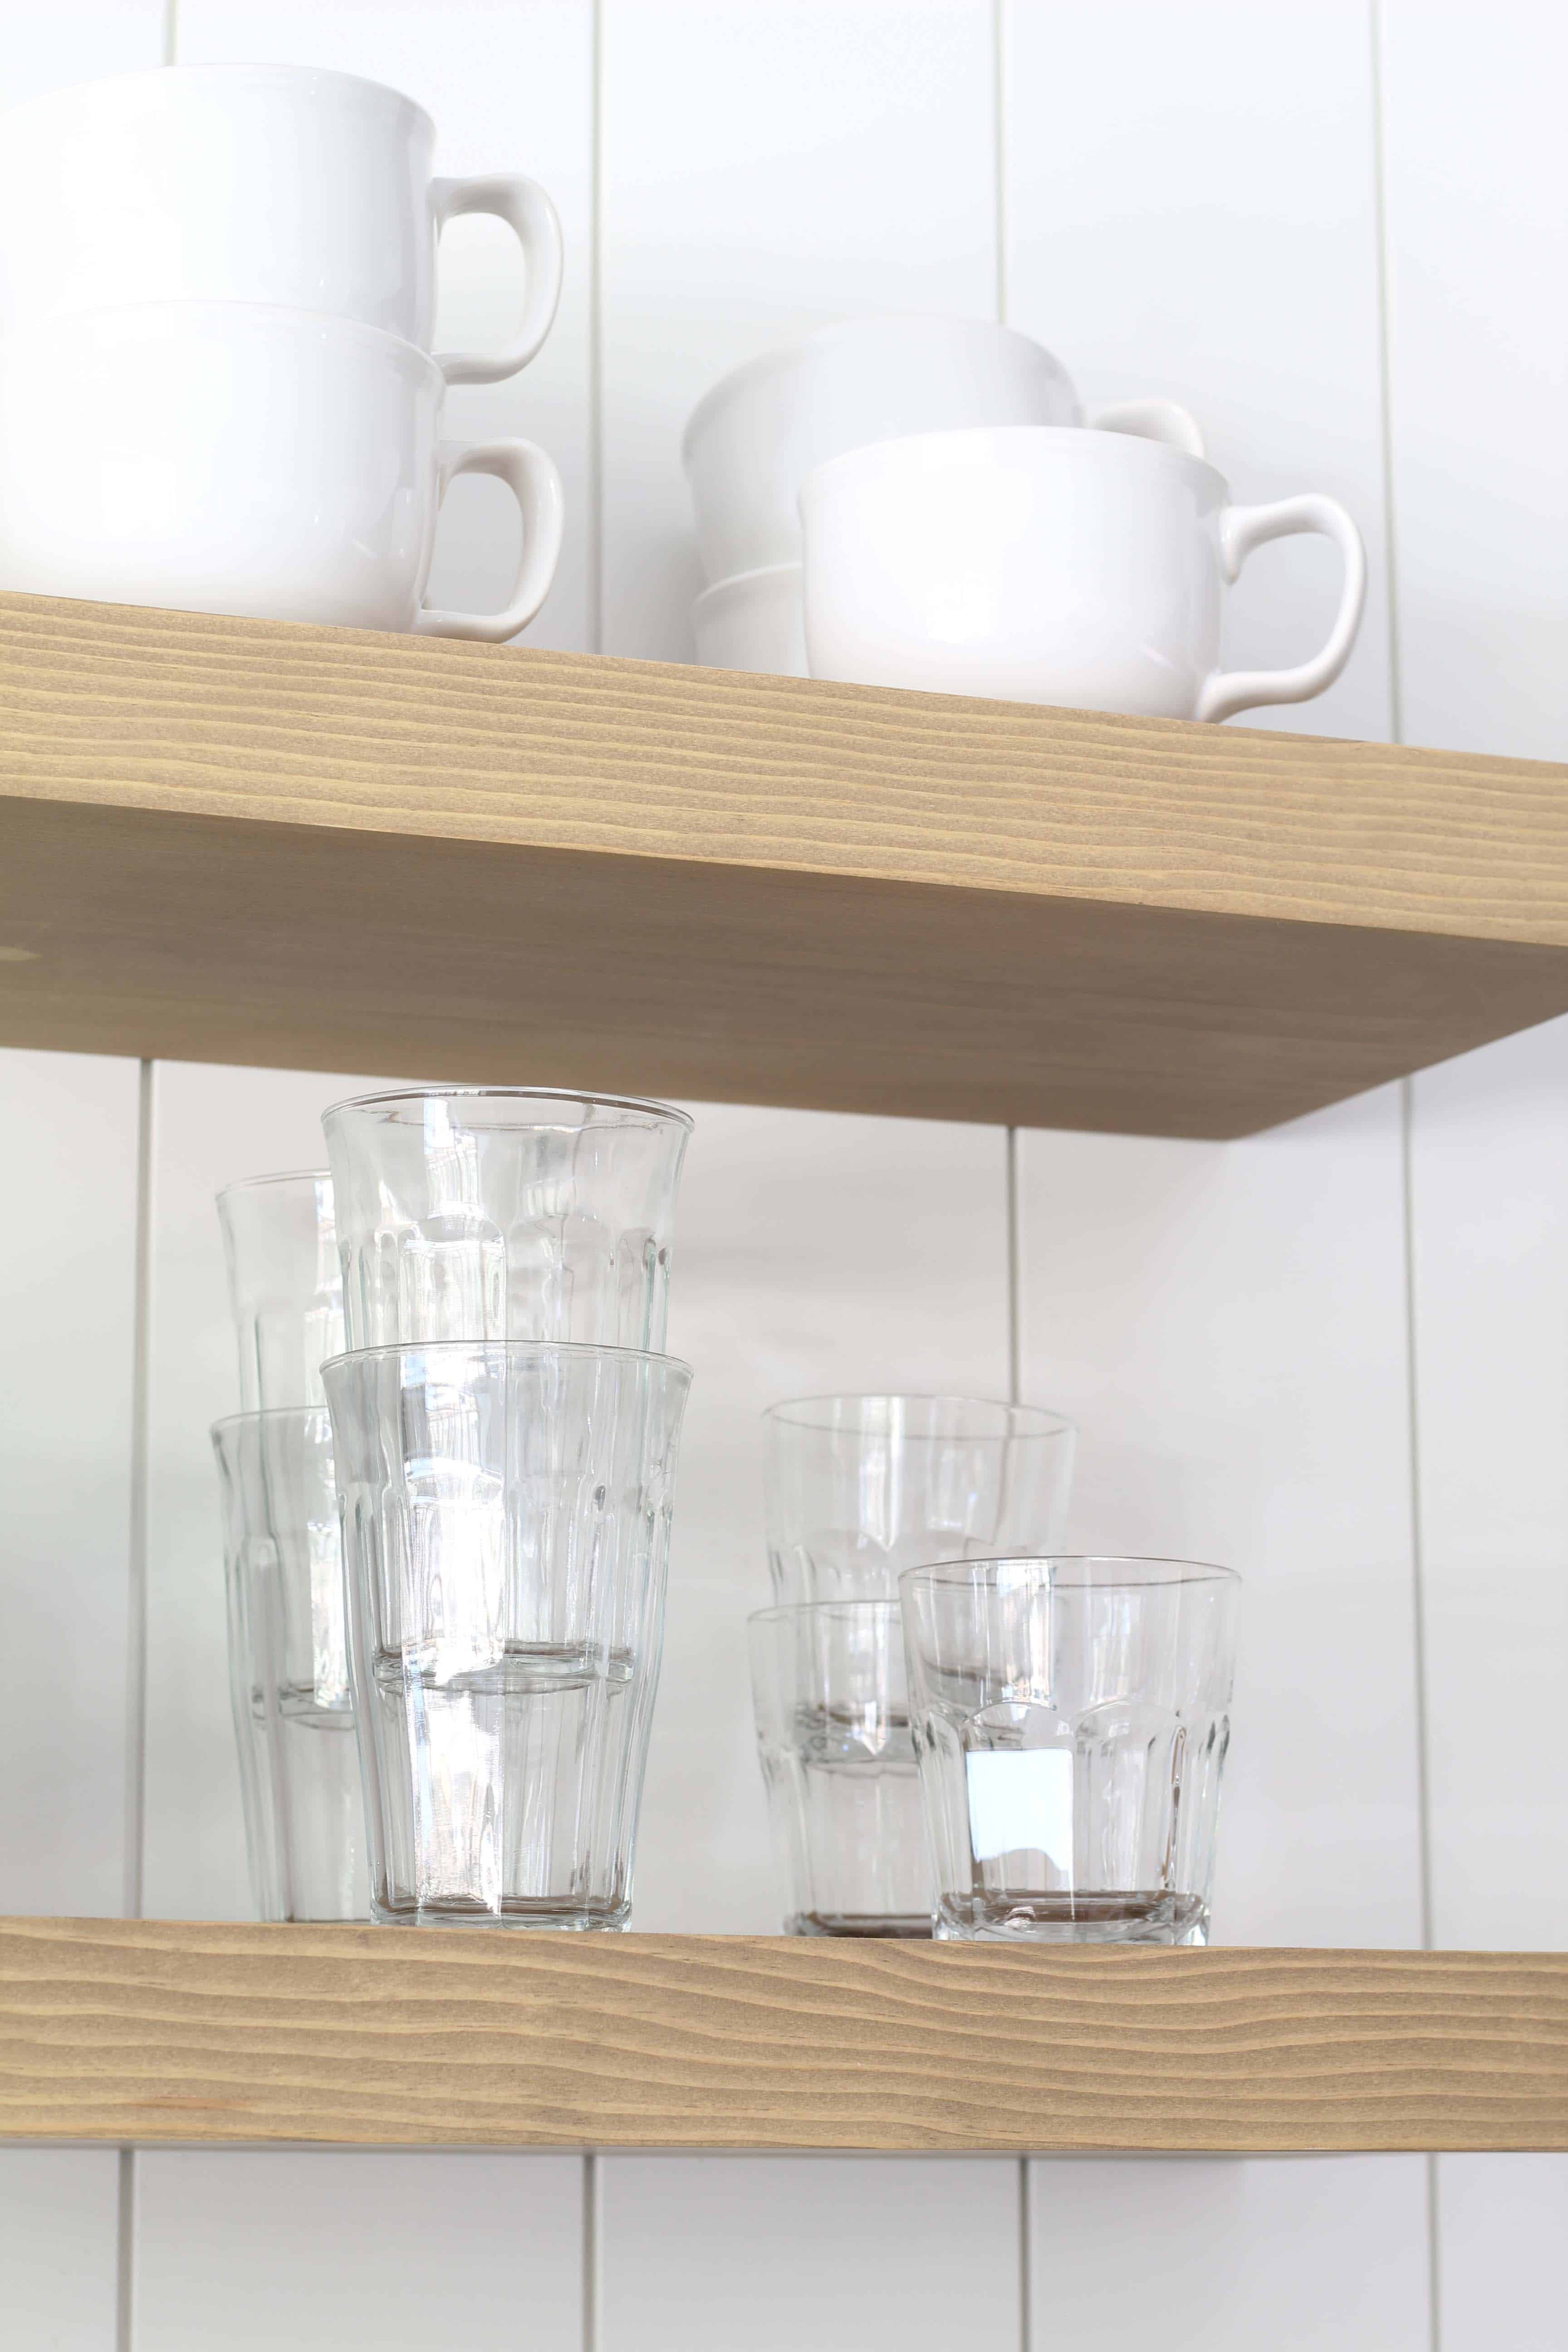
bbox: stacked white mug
[682,314,1202,678]
[0,64,565,639]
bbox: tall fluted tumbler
[323,1088,691,1352]
[211,1407,369,1921]
[901,1555,1240,1945]
[323,1340,691,1929]
[217,1170,343,1411]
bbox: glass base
[372,1896,630,1931]
[935,1890,1208,1945]
[788,1911,934,1939]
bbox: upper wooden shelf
[1,1921,1564,2153]
[1,592,1566,1135]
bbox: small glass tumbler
[900,1556,1240,1945]
[322,1339,691,1930]
[211,1409,368,1921]
[765,1394,1077,1603]
[322,1088,692,1354]
[217,1170,343,1411]
[750,1601,932,1937]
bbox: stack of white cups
[0,64,565,640]
[682,314,1201,680]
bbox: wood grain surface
[0,1920,1563,2154]
[3,593,1568,1133]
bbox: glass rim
[318,1338,693,1382]
[211,1406,334,1439]
[321,1085,694,1132]
[748,1599,902,1628]
[216,1167,332,1201]
[898,1553,1241,1592]
[763,1392,1075,1438]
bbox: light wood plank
[0,1921,1563,2154]
[2,595,1568,1137]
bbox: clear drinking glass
[217,1170,343,1411]
[322,1088,692,1354]
[764,1394,1077,1603]
[900,1555,1240,1945]
[749,1601,932,1937]
[211,1409,368,1921]
[322,1338,691,1929]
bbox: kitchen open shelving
[1,1921,1564,2154]
[3,592,1566,2157]
[2,590,1568,1137]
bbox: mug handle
[416,438,565,642]
[431,175,564,386]
[1196,495,1367,723]
[1091,397,1205,457]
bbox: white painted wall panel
[647,1103,1010,1932]
[598,0,998,660]
[600,2154,1020,2352]
[176,0,594,653]
[0,2148,120,2352]
[0,2,163,107]
[133,2149,581,2350]
[1029,2156,1431,2352]
[1434,2154,1568,2352]
[1380,0,1568,758]
[1005,0,1392,742]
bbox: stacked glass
[750,1396,1077,1938]
[318,1088,692,1931]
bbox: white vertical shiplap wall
[0,3,1562,2349]
[1382,0,1568,2339]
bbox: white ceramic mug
[682,315,1203,586]
[0,304,564,639]
[692,564,808,677]
[0,65,562,386]
[799,426,1365,721]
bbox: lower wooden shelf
[0,1919,1563,2153]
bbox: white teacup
[799,426,1365,722]
[0,65,562,387]
[0,303,564,640]
[692,564,808,677]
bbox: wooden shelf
[1,1921,1564,2153]
[2,592,1567,1135]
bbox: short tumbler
[750,1601,931,1937]
[765,1394,1077,1603]
[901,1555,1239,1944]
[323,1339,691,1929]
[217,1170,343,1411]
[323,1088,691,1354]
[211,1409,368,1921]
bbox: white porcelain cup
[0,304,564,639]
[0,64,563,386]
[800,426,1365,722]
[692,564,808,677]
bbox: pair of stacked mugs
[0,66,564,641]
[214,1088,692,1930]
[685,314,1365,722]
[749,1396,1240,1945]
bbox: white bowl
[682,314,1080,585]
[692,563,807,678]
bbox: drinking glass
[217,1170,343,1411]
[323,1088,691,1353]
[322,1339,691,1929]
[750,1601,931,1937]
[211,1409,368,1921]
[900,1556,1240,1945]
[764,1395,1077,1604]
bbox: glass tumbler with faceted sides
[211,1409,368,1921]
[765,1395,1077,1604]
[750,1601,932,1937]
[323,1339,691,1930]
[217,1170,343,1411]
[900,1556,1239,1945]
[323,1088,691,1355]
